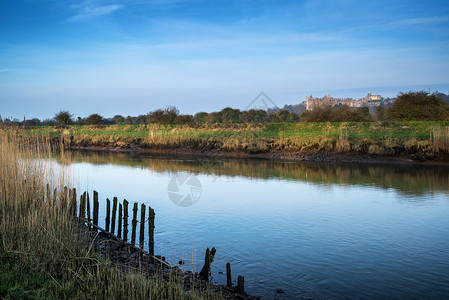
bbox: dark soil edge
[68,142,449,166]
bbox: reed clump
[0,130,216,299]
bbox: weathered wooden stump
[93,191,99,231]
[139,203,146,249]
[237,276,245,294]
[105,198,111,232]
[199,247,216,281]
[123,199,129,241]
[46,184,51,204]
[79,192,86,219]
[131,202,138,244]
[86,192,91,230]
[69,188,77,216]
[111,197,117,234]
[62,186,68,210]
[148,207,155,256]
[226,262,232,287]
[118,203,123,239]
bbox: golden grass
[0,130,218,299]
[14,121,449,159]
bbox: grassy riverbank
[20,121,449,161]
[0,132,216,299]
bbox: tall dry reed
[0,130,216,299]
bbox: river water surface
[56,151,449,299]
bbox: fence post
[111,197,117,234]
[69,188,76,217]
[52,188,57,205]
[68,188,73,213]
[148,207,155,256]
[79,192,86,219]
[237,276,245,294]
[93,191,99,231]
[131,202,138,244]
[46,183,51,204]
[226,262,232,287]
[62,186,68,211]
[123,200,129,241]
[105,198,111,232]
[139,204,146,249]
[86,192,91,230]
[118,203,123,239]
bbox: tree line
[2,91,449,128]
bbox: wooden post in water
[62,186,68,210]
[79,192,86,219]
[93,191,99,231]
[86,192,91,230]
[105,198,111,232]
[123,199,129,241]
[111,197,117,235]
[70,188,77,216]
[68,188,73,213]
[237,276,245,294]
[226,262,232,287]
[131,202,138,244]
[46,183,51,204]
[118,203,123,239]
[199,247,216,281]
[52,188,57,205]
[139,203,146,249]
[148,207,155,256]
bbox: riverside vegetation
[0,131,220,299]
[7,91,449,161]
[19,121,449,161]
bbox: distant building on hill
[306,93,384,110]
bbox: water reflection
[49,150,449,299]
[65,150,449,198]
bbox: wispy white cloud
[391,15,449,26]
[67,1,124,22]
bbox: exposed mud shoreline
[68,142,449,166]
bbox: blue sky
[1,0,449,119]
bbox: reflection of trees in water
[65,150,449,196]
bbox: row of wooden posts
[47,184,245,293]
[47,184,155,256]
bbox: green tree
[54,111,73,127]
[174,114,194,125]
[204,112,222,124]
[85,113,104,125]
[112,115,125,125]
[277,110,299,122]
[220,107,241,124]
[194,112,208,125]
[374,106,387,122]
[239,109,268,123]
[147,106,179,124]
[386,91,449,121]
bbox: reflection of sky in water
[59,156,449,299]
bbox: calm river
[57,151,449,299]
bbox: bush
[85,113,104,125]
[54,111,73,127]
[300,105,371,122]
[386,91,449,121]
[147,106,179,124]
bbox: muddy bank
[67,141,449,166]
